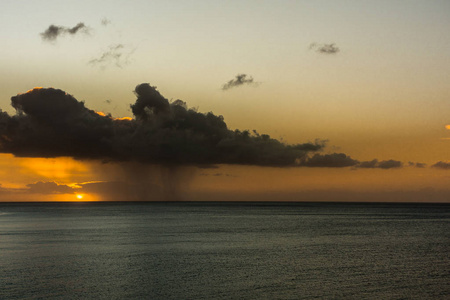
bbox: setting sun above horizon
[76,194,83,200]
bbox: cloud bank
[0,85,325,167]
[358,159,403,169]
[41,23,90,42]
[298,155,403,169]
[432,161,450,170]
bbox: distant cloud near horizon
[299,153,358,168]
[26,181,74,194]
[409,162,426,168]
[309,43,340,54]
[40,23,90,42]
[358,159,403,169]
[432,161,450,170]
[222,74,258,90]
[299,155,403,169]
[0,180,161,201]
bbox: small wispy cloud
[41,23,90,42]
[101,18,111,26]
[88,44,136,69]
[222,74,259,90]
[309,43,340,54]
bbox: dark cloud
[0,85,410,172]
[309,43,340,54]
[222,74,258,90]
[299,153,359,168]
[375,160,403,169]
[432,161,450,170]
[408,162,426,168]
[88,44,135,69]
[199,173,237,177]
[358,159,403,169]
[41,23,90,42]
[298,155,404,169]
[0,85,324,167]
[358,159,378,168]
[26,181,75,194]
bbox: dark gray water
[0,202,449,299]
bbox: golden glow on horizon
[55,193,100,202]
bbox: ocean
[0,202,449,299]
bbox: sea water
[0,202,449,299]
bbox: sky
[0,0,449,202]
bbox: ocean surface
[0,202,449,299]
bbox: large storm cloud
[0,85,326,167]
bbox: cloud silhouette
[358,159,403,169]
[432,161,450,170]
[222,74,258,90]
[309,43,340,54]
[408,162,426,168]
[40,23,90,42]
[299,153,358,168]
[298,155,404,169]
[0,85,324,167]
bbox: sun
[76,194,84,200]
